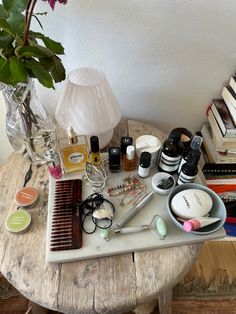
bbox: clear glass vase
[2,79,56,165]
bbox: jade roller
[100,215,167,241]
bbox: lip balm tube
[183,217,221,232]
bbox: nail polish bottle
[109,147,121,172]
[45,149,62,179]
[90,136,101,165]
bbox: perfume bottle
[123,145,136,171]
[90,136,101,165]
[109,147,121,172]
[58,126,88,173]
[121,137,133,160]
[45,149,62,179]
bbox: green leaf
[39,56,65,83]
[0,4,8,19]
[0,19,14,36]
[30,31,65,54]
[0,33,13,48]
[50,56,66,83]
[18,45,54,58]
[25,59,54,88]
[7,12,24,35]
[10,56,28,83]
[3,0,27,13]
[0,57,14,84]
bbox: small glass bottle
[123,145,136,171]
[58,126,88,173]
[109,147,121,172]
[45,149,62,179]
[177,150,201,185]
[138,151,151,177]
[158,130,182,174]
[178,135,202,173]
[90,136,101,165]
[121,137,133,160]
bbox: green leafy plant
[0,0,68,88]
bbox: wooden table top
[0,119,201,313]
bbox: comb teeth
[50,179,82,252]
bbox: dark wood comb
[50,179,82,251]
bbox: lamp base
[88,129,114,150]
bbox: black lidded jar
[138,151,151,178]
[158,129,182,174]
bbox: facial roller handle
[114,191,154,229]
[114,225,149,234]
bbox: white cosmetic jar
[135,135,161,169]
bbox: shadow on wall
[0,94,13,165]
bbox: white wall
[1,0,236,163]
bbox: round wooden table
[0,120,201,314]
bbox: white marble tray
[46,169,226,263]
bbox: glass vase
[1,79,56,165]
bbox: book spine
[229,76,236,94]
[224,222,236,236]
[222,88,236,124]
[206,179,236,185]
[211,104,226,136]
[226,217,236,223]
[203,163,236,171]
[222,86,236,108]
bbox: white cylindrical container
[152,172,175,195]
[135,135,161,169]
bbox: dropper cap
[67,126,78,144]
[126,145,135,160]
[90,136,99,153]
[190,135,202,150]
[169,129,181,143]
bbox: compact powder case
[15,187,39,207]
[5,209,32,234]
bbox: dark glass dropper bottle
[177,149,201,185]
[158,130,182,174]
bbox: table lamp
[55,67,121,148]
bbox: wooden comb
[50,179,82,251]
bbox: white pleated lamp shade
[55,68,121,148]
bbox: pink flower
[42,0,68,10]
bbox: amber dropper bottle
[123,145,136,171]
[90,136,101,165]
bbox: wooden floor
[1,241,236,314]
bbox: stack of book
[202,163,236,236]
[200,75,236,164]
[199,74,236,236]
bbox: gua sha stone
[170,188,213,219]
